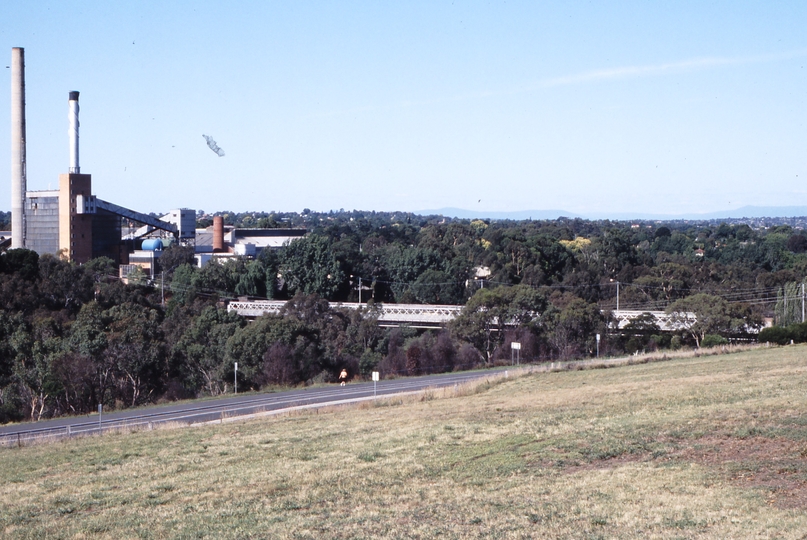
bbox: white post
[234,362,238,394]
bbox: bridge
[227,301,463,328]
[610,310,696,332]
[227,301,693,331]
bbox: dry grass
[2,345,807,538]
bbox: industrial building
[7,47,305,278]
[193,217,306,266]
[10,48,187,265]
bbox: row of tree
[2,211,804,423]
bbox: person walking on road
[339,369,348,386]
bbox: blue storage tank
[141,239,164,251]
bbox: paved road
[0,368,512,446]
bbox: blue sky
[1,1,805,217]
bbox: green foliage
[758,326,792,345]
[774,281,804,326]
[411,269,463,304]
[173,306,244,395]
[666,293,749,348]
[545,296,606,359]
[158,246,195,277]
[452,285,548,361]
[0,248,39,280]
[701,334,729,347]
[1,210,804,422]
[278,235,346,300]
[758,321,807,345]
[378,245,445,302]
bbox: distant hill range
[417,206,807,221]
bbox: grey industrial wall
[24,194,60,256]
[24,197,122,264]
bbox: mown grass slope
[2,346,807,539]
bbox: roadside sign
[510,342,521,365]
[372,371,379,382]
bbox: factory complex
[6,48,305,279]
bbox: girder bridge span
[227,301,463,329]
[227,301,693,331]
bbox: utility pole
[802,283,805,324]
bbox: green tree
[278,235,346,300]
[234,259,267,298]
[103,303,165,407]
[774,281,804,326]
[545,297,605,359]
[10,317,63,421]
[666,293,746,348]
[158,246,196,277]
[168,263,198,305]
[0,248,39,280]
[410,269,463,304]
[377,245,443,302]
[38,255,94,311]
[452,285,547,362]
[173,306,244,396]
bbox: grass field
[2,346,807,539]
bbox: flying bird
[202,134,225,157]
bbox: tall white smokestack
[10,47,26,249]
[68,91,80,174]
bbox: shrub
[787,321,807,343]
[758,326,792,345]
[456,344,483,370]
[701,334,729,348]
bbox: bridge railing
[611,310,696,332]
[227,301,464,327]
[227,301,702,332]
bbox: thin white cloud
[527,49,807,92]
[307,49,807,118]
[458,49,807,102]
